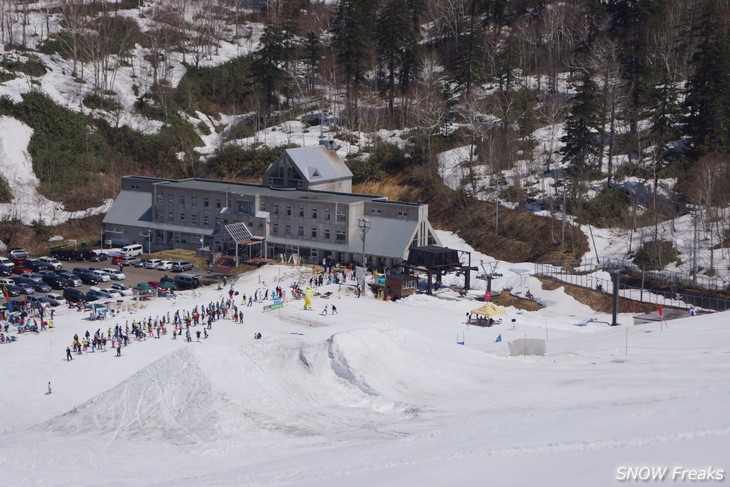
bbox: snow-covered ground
[1,231,727,486]
[0,116,112,226]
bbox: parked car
[24,259,52,272]
[45,293,67,307]
[174,274,200,290]
[171,261,193,272]
[0,264,12,277]
[13,281,35,295]
[144,259,162,269]
[50,248,73,261]
[23,273,44,282]
[42,274,67,290]
[71,269,99,285]
[104,268,126,280]
[89,252,108,262]
[110,283,133,296]
[0,257,14,267]
[63,287,86,303]
[97,287,123,298]
[38,270,58,277]
[86,289,112,301]
[58,271,82,287]
[120,256,140,266]
[121,244,144,257]
[15,276,51,293]
[0,277,15,287]
[110,253,124,265]
[8,248,30,259]
[156,261,173,271]
[147,281,165,291]
[38,256,63,270]
[133,259,148,268]
[28,295,52,308]
[3,284,22,297]
[89,269,111,282]
[12,265,32,275]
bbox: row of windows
[271,223,346,241]
[267,203,347,222]
[370,207,409,217]
[156,192,222,209]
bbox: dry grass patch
[492,289,544,311]
[536,276,661,314]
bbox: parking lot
[1,260,206,306]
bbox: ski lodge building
[103,143,441,268]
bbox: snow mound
[39,348,219,445]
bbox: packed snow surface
[0,232,728,486]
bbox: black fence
[534,259,730,312]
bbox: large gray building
[103,144,441,268]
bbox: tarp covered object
[508,338,546,356]
[470,302,507,318]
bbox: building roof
[267,217,418,259]
[284,146,353,182]
[158,179,375,204]
[102,190,152,228]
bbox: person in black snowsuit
[66,347,73,361]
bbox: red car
[110,254,124,264]
[12,265,32,274]
[147,281,164,291]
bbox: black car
[77,273,99,285]
[58,271,82,287]
[42,274,67,290]
[23,259,51,272]
[0,264,12,277]
[86,289,112,301]
[4,284,22,297]
[63,287,86,303]
[89,252,108,262]
[50,248,74,261]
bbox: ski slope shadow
[38,348,222,445]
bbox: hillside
[0,0,729,275]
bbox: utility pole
[687,205,702,287]
[495,177,500,234]
[357,217,371,267]
[561,182,567,252]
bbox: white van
[121,244,144,257]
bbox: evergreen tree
[331,0,375,123]
[452,12,488,93]
[301,32,322,93]
[683,0,730,155]
[559,69,604,178]
[251,26,295,111]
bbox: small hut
[468,302,507,326]
[385,274,419,299]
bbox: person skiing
[331,304,338,315]
[66,347,73,361]
[47,381,52,395]
[116,345,121,357]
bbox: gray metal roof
[102,190,152,227]
[158,179,372,204]
[284,146,353,182]
[268,217,418,259]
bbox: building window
[204,196,209,207]
[371,208,381,215]
[324,228,330,239]
[180,212,185,223]
[324,208,331,221]
[191,214,197,225]
[298,226,304,237]
[286,204,291,216]
[285,224,291,236]
[336,230,346,242]
[168,193,173,205]
[191,195,197,206]
[215,216,220,227]
[168,211,173,223]
[272,223,279,234]
[204,214,209,226]
[260,201,266,211]
[180,194,185,205]
[216,197,221,208]
[299,205,304,217]
[273,203,279,215]
[311,249,318,259]
[311,228,317,238]
[403,279,416,289]
[336,210,346,222]
[312,208,318,219]
[398,210,409,217]
[156,192,163,204]
[237,200,250,214]
[155,211,163,221]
